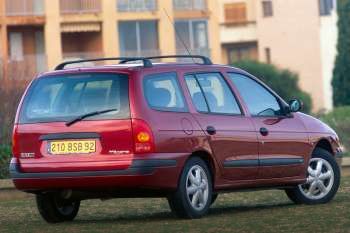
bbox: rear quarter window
[143,72,188,112]
[19,73,130,124]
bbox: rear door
[227,72,310,179]
[183,72,259,181]
[16,72,135,173]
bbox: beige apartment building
[0,0,221,79]
[0,0,338,111]
[220,0,338,111]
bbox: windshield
[19,73,130,124]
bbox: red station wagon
[10,55,341,223]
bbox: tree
[332,0,350,106]
[233,60,312,113]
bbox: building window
[224,3,247,24]
[175,20,210,58]
[9,32,23,61]
[319,0,334,16]
[265,47,271,64]
[118,20,160,57]
[262,0,273,17]
[227,43,258,64]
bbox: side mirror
[289,99,302,112]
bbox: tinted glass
[195,73,241,115]
[228,73,282,116]
[144,72,187,112]
[185,75,208,112]
[19,73,129,123]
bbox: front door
[227,72,311,179]
[183,72,259,181]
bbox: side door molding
[223,157,304,168]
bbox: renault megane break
[10,55,341,223]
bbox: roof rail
[122,55,213,65]
[54,55,213,70]
[55,57,153,70]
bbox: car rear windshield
[19,73,130,124]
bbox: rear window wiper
[66,109,118,127]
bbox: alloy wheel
[298,157,335,200]
[185,165,209,211]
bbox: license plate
[49,140,96,155]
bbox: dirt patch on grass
[0,189,31,201]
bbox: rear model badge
[108,150,130,155]
[20,153,35,158]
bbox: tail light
[12,124,19,158]
[131,119,155,154]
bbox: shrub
[0,79,28,145]
[0,144,11,179]
[332,0,350,106]
[0,78,28,179]
[233,60,312,113]
[319,106,350,155]
[0,62,36,178]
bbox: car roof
[37,62,246,79]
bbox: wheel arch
[313,138,334,156]
[188,150,218,187]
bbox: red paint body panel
[17,120,134,173]
[251,116,311,179]
[12,153,189,191]
[10,63,342,196]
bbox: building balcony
[62,52,104,68]
[60,0,101,14]
[173,0,207,11]
[63,52,104,61]
[5,0,45,16]
[7,54,47,80]
[220,21,257,44]
[117,0,157,12]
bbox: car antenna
[163,8,196,63]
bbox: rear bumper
[10,159,176,178]
[10,153,188,192]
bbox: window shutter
[224,3,247,24]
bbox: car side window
[144,72,187,112]
[184,75,209,112]
[228,73,282,117]
[185,73,241,115]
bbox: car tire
[285,148,340,205]
[36,193,80,223]
[168,157,212,219]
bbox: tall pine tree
[332,0,350,106]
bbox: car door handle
[259,127,269,136]
[206,126,216,135]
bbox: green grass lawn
[1,177,350,233]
